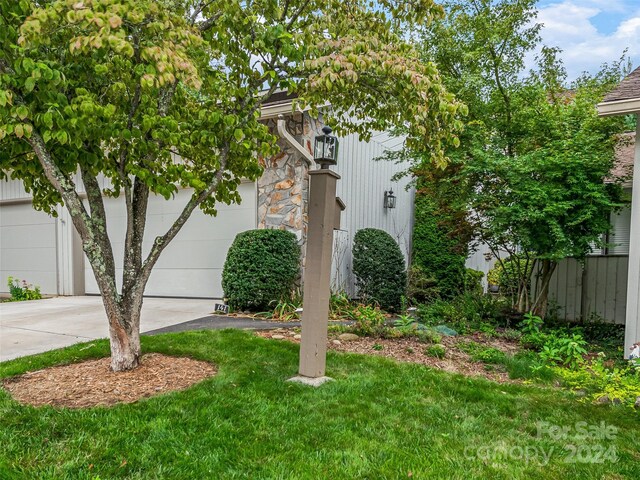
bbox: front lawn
[1,330,638,479]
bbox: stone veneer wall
[258,112,322,255]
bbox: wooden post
[291,169,340,383]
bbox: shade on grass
[0,330,638,479]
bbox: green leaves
[15,105,29,120]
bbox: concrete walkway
[0,296,215,362]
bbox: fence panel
[545,256,628,324]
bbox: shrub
[417,293,512,332]
[352,228,407,311]
[412,189,470,299]
[222,229,300,311]
[406,265,439,304]
[487,255,534,297]
[350,304,386,336]
[554,355,640,407]
[464,268,484,295]
[7,276,42,301]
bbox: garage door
[0,202,58,295]
[84,183,257,298]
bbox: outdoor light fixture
[313,126,339,168]
[384,189,396,209]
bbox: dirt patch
[258,328,521,384]
[2,353,217,409]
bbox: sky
[534,0,640,80]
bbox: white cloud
[530,1,640,80]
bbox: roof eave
[260,100,298,119]
[597,98,640,117]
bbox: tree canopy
[416,0,630,315]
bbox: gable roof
[597,67,640,116]
[602,67,640,103]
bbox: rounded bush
[352,228,407,311]
[222,229,300,311]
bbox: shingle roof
[608,132,635,183]
[602,67,640,103]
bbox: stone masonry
[258,112,322,256]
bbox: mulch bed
[257,328,521,384]
[2,353,217,409]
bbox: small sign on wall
[214,303,229,314]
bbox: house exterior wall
[330,131,414,296]
[1,114,414,298]
[0,185,84,296]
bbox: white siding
[609,206,631,254]
[330,132,413,295]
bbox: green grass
[1,330,638,479]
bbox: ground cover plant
[1,329,639,479]
[6,276,41,302]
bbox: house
[597,66,640,358]
[0,96,414,299]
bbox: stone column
[293,169,340,382]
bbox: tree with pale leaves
[0,0,463,371]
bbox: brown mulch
[257,328,521,384]
[2,353,217,409]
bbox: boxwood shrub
[222,229,300,311]
[352,228,407,311]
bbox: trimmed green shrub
[352,228,407,311]
[222,229,300,311]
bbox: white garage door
[0,202,58,295]
[84,183,257,298]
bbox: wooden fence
[543,256,629,324]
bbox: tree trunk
[103,291,143,371]
[532,259,557,318]
[108,318,141,371]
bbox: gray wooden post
[289,169,340,385]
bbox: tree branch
[135,147,230,294]
[26,130,120,307]
[80,165,117,282]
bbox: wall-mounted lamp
[383,189,396,209]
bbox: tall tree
[418,0,629,316]
[0,0,462,370]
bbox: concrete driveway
[0,296,215,362]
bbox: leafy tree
[418,0,629,316]
[0,0,462,370]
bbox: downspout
[277,114,315,168]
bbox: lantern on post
[288,123,343,387]
[384,189,396,209]
[313,126,339,168]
